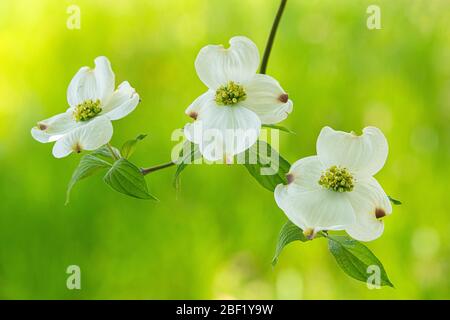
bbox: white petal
[67,66,92,107]
[67,56,115,107]
[185,90,215,120]
[31,111,79,143]
[288,156,324,191]
[184,101,261,161]
[195,36,260,89]
[240,74,293,124]
[317,126,388,177]
[102,81,139,121]
[93,56,115,102]
[345,177,392,241]
[52,116,113,158]
[275,156,355,231]
[275,184,355,232]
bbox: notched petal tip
[278,93,289,103]
[303,228,316,240]
[375,208,386,219]
[349,130,362,137]
[189,112,198,120]
[286,173,294,184]
[72,143,82,154]
[37,122,48,131]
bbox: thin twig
[260,0,288,74]
[141,161,176,176]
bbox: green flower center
[73,99,102,122]
[215,81,247,106]
[318,165,354,192]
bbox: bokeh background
[0,0,449,299]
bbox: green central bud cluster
[73,99,102,122]
[215,81,247,106]
[319,165,354,192]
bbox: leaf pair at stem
[272,221,394,287]
[66,135,156,205]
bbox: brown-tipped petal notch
[286,173,294,184]
[278,93,289,103]
[73,143,82,154]
[189,112,198,120]
[303,228,316,240]
[375,208,386,219]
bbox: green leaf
[103,158,157,200]
[243,140,291,192]
[272,221,307,266]
[327,235,394,287]
[388,196,402,205]
[121,134,147,159]
[66,154,111,205]
[91,145,121,160]
[262,124,296,134]
[173,141,201,189]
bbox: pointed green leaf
[243,140,291,192]
[262,124,296,134]
[327,235,394,287]
[272,221,307,266]
[388,196,402,205]
[173,141,201,189]
[103,158,157,200]
[66,154,112,205]
[121,134,147,159]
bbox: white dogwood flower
[275,126,392,241]
[31,56,139,158]
[184,36,293,162]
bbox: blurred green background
[0,0,449,299]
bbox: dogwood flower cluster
[184,36,293,162]
[275,126,392,241]
[31,56,139,158]
[31,38,394,244]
